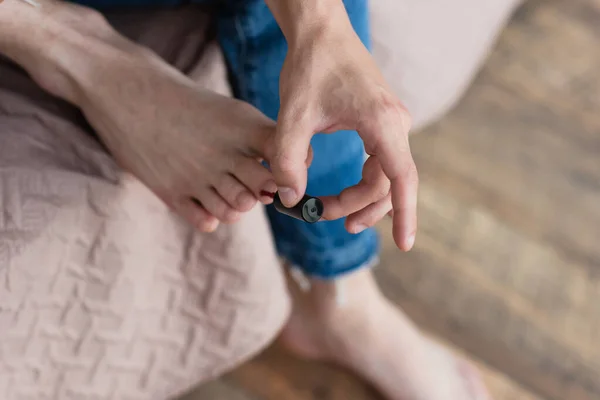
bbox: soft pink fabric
[0,7,289,399]
[371,0,523,130]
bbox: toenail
[260,190,275,199]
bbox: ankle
[306,268,382,309]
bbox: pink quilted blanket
[0,7,289,399]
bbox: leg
[216,2,491,399]
[0,7,289,399]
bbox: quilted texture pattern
[0,7,290,400]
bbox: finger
[360,108,418,251]
[195,187,241,224]
[345,193,392,234]
[232,157,278,205]
[320,157,389,221]
[214,173,258,212]
[268,117,314,207]
[388,152,418,251]
[179,197,220,233]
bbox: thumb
[268,120,314,207]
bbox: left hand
[268,17,418,251]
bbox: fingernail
[278,187,297,206]
[406,233,416,250]
[353,224,368,234]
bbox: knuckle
[282,101,313,125]
[376,179,392,199]
[362,98,412,154]
[401,161,419,187]
[385,98,412,130]
[372,97,412,132]
[273,152,298,174]
[388,104,412,131]
[396,107,413,134]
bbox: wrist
[265,0,351,47]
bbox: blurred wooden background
[185,0,600,398]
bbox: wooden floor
[185,0,600,399]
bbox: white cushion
[371,0,524,129]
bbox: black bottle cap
[273,193,324,223]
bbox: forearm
[264,0,351,45]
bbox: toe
[178,198,220,232]
[233,157,277,204]
[194,188,241,224]
[215,173,257,212]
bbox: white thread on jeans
[335,279,346,307]
[290,267,311,292]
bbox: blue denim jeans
[74,0,380,279]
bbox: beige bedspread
[0,8,289,399]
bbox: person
[0,0,491,398]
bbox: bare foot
[80,54,280,230]
[279,268,492,400]
[27,11,283,232]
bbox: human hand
[269,10,418,251]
